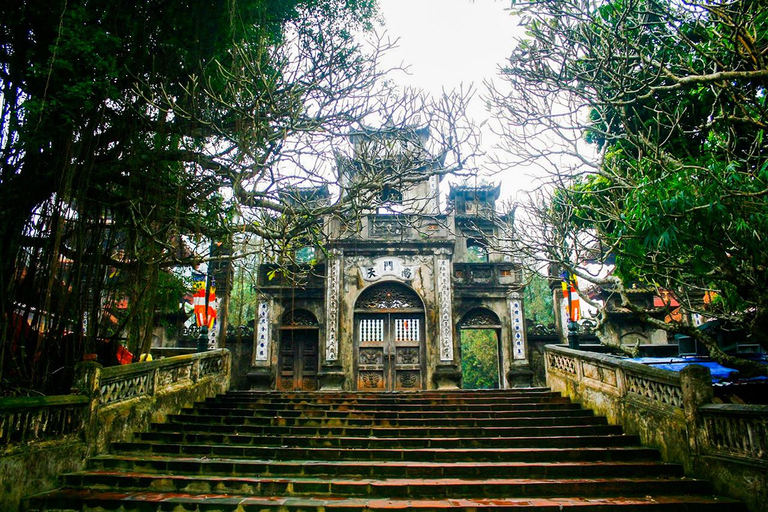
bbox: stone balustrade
[0,349,230,510]
[699,403,768,462]
[545,344,768,512]
[0,395,89,448]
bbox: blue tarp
[627,357,768,384]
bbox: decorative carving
[281,356,294,371]
[437,258,454,361]
[99,374,152,405]
[359,348,383,365]
[0,402,88,447]
[282,309,319,327]
[356,283,422,310]
[625,373,683,408]
[255,301,270,361]
[509,296,527,360]
[460,308,500,327]
[325,251,341,361]
[547,352,576,374]
[370,217,406,237]
[394,318,420,342]
[399,372,419,388]
[157,364,192,387]
[397,347,420,365]
[280,377,293,390]
[302,378,317,391]
[303,355,317,371]
[199,356,222,377]
[359,318,385,342]
[360,372,381,388]
[703,411,768,460]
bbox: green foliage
[0,0,378,392]
[524,273,555,328]
[460,329,500,389]
[498,0,768,351]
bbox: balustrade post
[680,364,713,455]
[151,365,160,397]
[192,357,201,383]
[72,361,102,454]
[72,361,102,398]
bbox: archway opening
[277,309,319,391]
[353,282,425,391]
[458,308,502,389]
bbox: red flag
[569,284,580,322]
[206,285,217,329]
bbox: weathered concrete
[0,349,230,511]
[545,344,768,512]
[25,389,744,511]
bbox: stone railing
[76,349,231,453]
[0,395,89,448]
[0,349,230,511]
[699,404,768,462]
[545,344,768,512]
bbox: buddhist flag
[561,273,580,322]
[205,282,217,329]
[569,284,580,322]
[192,273,207,327]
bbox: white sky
[376,0,535,199]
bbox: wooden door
[356,314,423,391]
[278,329,318,390]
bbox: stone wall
[0,349,230,511]
[545,345,768,512]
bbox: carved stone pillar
[246,298,273,390]
[507,292,533,388]
[436,256,454,362]
[434,253,461,389]
[319,249,345,390]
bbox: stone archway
[458,308,502,389]
[353,282,425,391]
[277,309,319,391]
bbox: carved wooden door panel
[357,316,387,390]
[391,315,422,390]
[278,330,318,391]
[356,314,423,391]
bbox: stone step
[60,472,713,499]
[174,403,587,420]
[199,399,574,412]
[25,490,745,512]
[166,410,603,428]
[149,422,621,438]
[208,392,567,406]
[23,390,743,511]
[88,455,684,479]
[110,442,654,462]
[134,430,632,449]
[182,409,588,422]
[223,388,554,399]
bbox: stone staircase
[25,389,743,511]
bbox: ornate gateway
[354,282,425,390]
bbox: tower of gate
[248,125,529,391]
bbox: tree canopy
[489,0,768,372]
[0,0,479,393]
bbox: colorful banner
[192,272,217,328]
